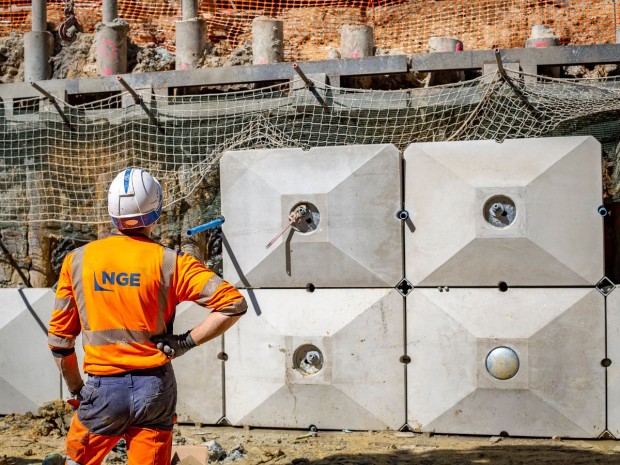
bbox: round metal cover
[485,346,520,380]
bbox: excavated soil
[1,404,620,465]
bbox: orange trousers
[65,414,173,465]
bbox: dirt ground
[1,401,620,465]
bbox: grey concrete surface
[404,136,604,287]
[0,289,60,414]
[221,144,403,289]
[406,288,606,438]
[224,288,406,430]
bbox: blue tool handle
[186,217,225,236]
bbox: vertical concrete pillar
[428,37,463,53]
[341,25,374,59]
[103,0,118,23]
[427,37,464,86]
[525,25,560,78]
[175,0,206,70]
[182,0,199,21]
[96,0,129,76]
[252,16,283,65]
[24,0,53,82]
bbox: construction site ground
[1,401,620,465]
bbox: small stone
[422,432,434,438]
[489,436,502,444]
[42,453,66,465]
[552,435,562,442]
[205,440,227,462]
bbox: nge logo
[94,271,141,292]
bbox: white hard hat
[108,168,163,229]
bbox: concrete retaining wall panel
[407,288,606,437]
[605,289,620,437]
[404,137,604,286]
[172,301,224,424]
[225,289,406,430]
[221,144,403,288]
[0,288,61,414]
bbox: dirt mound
[0,33,24,83]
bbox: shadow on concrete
[281,444,620,465]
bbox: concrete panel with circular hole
[0,288,61,414]
[225,288,406,430]
[170,301,224,424]
[220,144,403,288]
[404,136,604,286]
[406,288,606,437]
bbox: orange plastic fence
[1,0,618,61]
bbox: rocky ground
[1,401,620,465]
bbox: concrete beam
[4,43,620,101]
[410,44,620,72]
[0,55,408,100]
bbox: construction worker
[47,168,247,465]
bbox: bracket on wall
[292,63,330,112]
[29,81,75,131]
[116,75,164,134]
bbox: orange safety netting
[0,0,618,61]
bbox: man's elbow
[218,297,248,316]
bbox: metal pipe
[117,75,164,133]
[116,75,141,103]
[31,0,47,32]
[186,217,226,236]
[30,81,75,130]
[182,0,199,21]
[292,63,330,112]
[292,63,313,87]
[103,0,118,23]
[30,80,56,102]
[494,48,507,78]
[494,49,541,120]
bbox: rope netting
[0,0,618,60]
[2,69,620,234]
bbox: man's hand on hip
[151,330,197,359]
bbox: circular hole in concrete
[483,195,516,228]
[217,352,228,361]
[400,355,411,364]
[293,344,323,376]
[486,346,519,380]
[602,358,612,367]
[498,281,508,292]
[500,431,509,437]
[306,283,315,292]
[290,202,320,234]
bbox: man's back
[51,233,175,375]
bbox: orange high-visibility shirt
[48,232,246,375]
